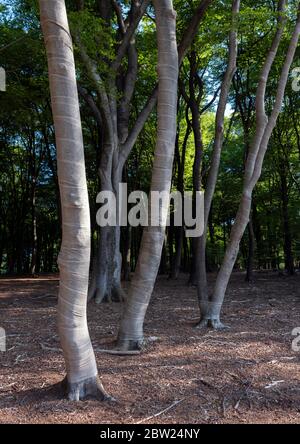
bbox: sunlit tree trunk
[199,0,300,329]
[39,0,110,400]
[116,0,179,351]
[196,0,240,323]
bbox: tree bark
[196,0,240,321]
[116,0,178,350]
[199,0,300,329]
[39,0,110,400]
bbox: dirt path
[0,272,299,424]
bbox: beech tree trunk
[39,0,110,400]
[88,162,126,303]
[197,0,240,321]
[116,0,179,351]
[198,0,300,328]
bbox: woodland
[0,0,300,425]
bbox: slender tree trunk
[189,53,204,286]
[116,0,178,351]
[196,0,240,321]
[171,226,184,279]
[279,159,295,275]
[245,212,255,282]
[199,0,300,328]
[39,0,110,400]
[30,182,37,276]
[170,120,190,279]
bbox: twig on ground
[40,343,61,352]
[136,398,185,424]
[265,380,285,389]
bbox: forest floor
[0,272,299,424]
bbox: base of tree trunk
[94,286,126,304]
[195,317,230,330]
[61,376,114,402]
[115,337,145,352]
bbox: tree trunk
[39,0,110,401]
[279,159,295,275]
[198,0,300,329]
[116,0,178,350]
[88,160,126,303]
[171,225,184,279]
[196,0,240,320]
[170,119,190,279]
[30,184,37,276]
[122,225,132,281]
[245,213,255,282]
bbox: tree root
[195,318,230,330]
[61,376,115,402]
[96,348,141,356]
[95,334,159,355]
[115,337,146,352]
[94,286,126,304]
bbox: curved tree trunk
[39,0,110,401]
[196,0,240,323]
[116,0,178,351]
[199,0,300,329]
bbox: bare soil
[0,272,299,424]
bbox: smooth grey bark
[198,0,300,328]
[39,0,110,400]
[116,0,179,350]
[196,0,240,322]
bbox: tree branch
[111,0,150,72]
[121,0,214,161]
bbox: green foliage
[0,0,299,274]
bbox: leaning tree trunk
[116,0,178,351]
[39,0,110,401]
[196,0,240,322]
[199,0,300,329]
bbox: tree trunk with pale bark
[116,0,179,351]
[39,0,110,401]
[198,0,300,329]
